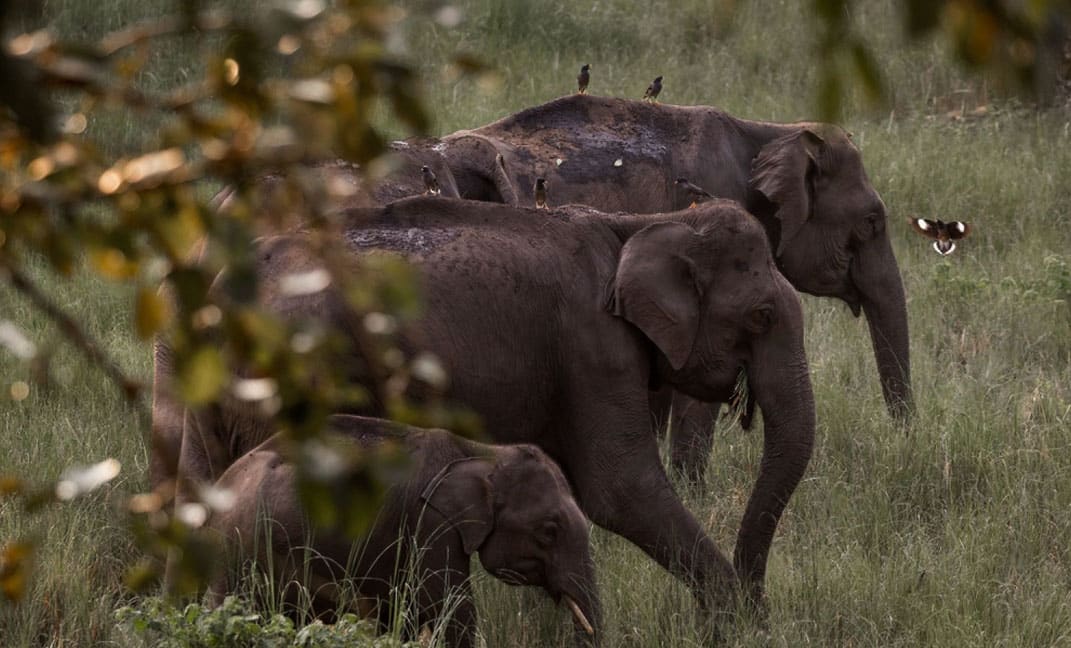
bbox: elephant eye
[864,211,884,237]
[746,304,775,334]
[535,520,558,547]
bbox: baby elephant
[205,415,600,647]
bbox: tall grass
[2,0,1070,645]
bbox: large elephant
[465,95,909,476]
[157,198,815,615]
[149,132,518,488]
[206,414,599,648]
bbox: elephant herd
[151,94,911,646]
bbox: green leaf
[177,346,227,404]
[817,66,843,123]
[850,41,885,103]
[123,557,160,593]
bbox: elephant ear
[420,458,494,555]
[748,129,824,256]
[610,222,702,371]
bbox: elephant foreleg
[566,411,738,613]
[669,392,721,482]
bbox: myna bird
[534,178,548,209]
[643,76,662,102]
[577,64,590,94]
[421,165,441,196]
[910,217,971,255]
[674,177,713,207]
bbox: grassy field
[2,0,1070,645]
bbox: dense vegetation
[2,0,1069,645]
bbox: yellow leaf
[156,202,205,261]
[89,247,138,280]
[0,541,32,603]
[177,347,227,405]
[0,476,22,497]
[135,288,172,339]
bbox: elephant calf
[205,414,599,648]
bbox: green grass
[3,0,1071,645]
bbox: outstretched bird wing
[910,217,941,239]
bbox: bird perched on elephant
[421,164,442,196]
[205,414,599,648]
[576,64,590,94]
[642,76,663,102]
[675,177,714,207]
[462,94,910,478]
[534,177,549,208]
[154,198,815,619]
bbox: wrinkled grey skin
[157,198,815,614]
[206,415,599,648]
[465,95,909,478]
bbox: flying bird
[674,177,713,207]
[534,178,548,209]
[577,64,590,94]
[421,165,441,196]
[643,76,662,102]
[910,217,971,255]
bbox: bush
[115,595,419,648]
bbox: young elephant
[205,415,599,648]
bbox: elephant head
[748,126,912,418]
[440,132,519,205]
[421,443,600,641]
[611,208,815,599]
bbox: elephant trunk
[854,234,913,419]
[733,283,816,604]
[553,544,602,645]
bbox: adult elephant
[466,94,909,477]
[158,198,815,615]
[149,133,518,489]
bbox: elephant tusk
[563,596,595,637]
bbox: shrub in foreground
[115,595,418,648]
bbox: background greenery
[2,0,1070,645]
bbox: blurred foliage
[812,0,1071,119]
[0,0,481,605]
